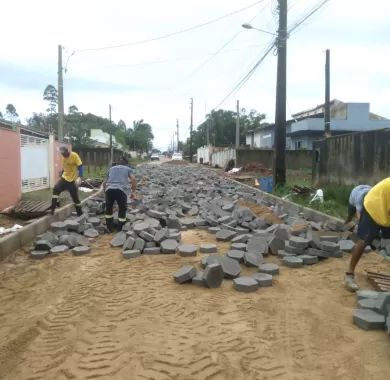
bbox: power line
[73,0,266,53]
[288,0,331,35]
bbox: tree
[132,120,154,153]
[68,105,79,115]
[117,119,126,131]
[5,104,19,122]
[0,111,3,119]
[43,85,58,114]
[27,112,49,131]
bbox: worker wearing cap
[345,184,372,224]
[103,157,136,232]
[345,178,390,291]
[51,146,83,216]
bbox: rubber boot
[105,217,115,232]
[75,205,83,217]
[51,198,59,215]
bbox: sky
[0,0,389,151]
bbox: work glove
[75,177,82,187]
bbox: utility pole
[235,100,240,148]
[273,0,287,188]
[189,98,193,162]
[207,118,210,146]
[176,119,180,152]
[58,45,64,142]
[109,104,113,166]
[324,49,331,137]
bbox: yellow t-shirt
[62,152,82,182]
[363,178,390,227]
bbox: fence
[236,149,313,170]
[76,148,130,172]
[0,127,21,210]
[197,146,236,168]
[313,129,390,186]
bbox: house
[246,100,390,150]
[89,129,124,150]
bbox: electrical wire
[73,0,266,53]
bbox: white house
[246,100,390,150]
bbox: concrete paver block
[277,250,295,258]
[139,231,155,242]
[192,271,205,286]
[134,238,146,252]
[143,247,161,255]
[181,218,195,228]
[208,227,221,234]
[174,265,197,284]
[282,256,303,268]
[339,240,355,252]
[133,222,149,233]
[246,236,268,255]
[110,232,127,247]
[87,217,101,226]
[233,277,258,292]
[258,263,279,275]
[320,235,339,243]
[219,256,241,279]
[275,224,290,241]
[35,240,54,251]
[203,263,224,288]
[373,292,390,315]
[252,273,273,287]
[178,244,198,257]
[65,220,82,233]
[154,227,169,243]
[216,229,237,241]
[319,241,340,252]
[357,298,378,311]
[356,289,381,300]
[227,250,245,262]
[244,252,264,267]
[284,241,305,255]
[168,231,182,242]
[201,255,220,268]
[289,236,309,249]
[268,237,285,255]
[352,309,386,330]
[30,250,49,259]
[231,243,247,251]
[123,237,135,251]
[200,243,217,254]
[307,247,331,259]
[122,250,141,259]
[231,234,250,244]
[161,239,178,254]
[83,228,99,238]
[50,221,67,232]
[300,254,319,265]
[72,246,91,255]
[50,245,69,254]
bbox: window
[295,141,302,149]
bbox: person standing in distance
[103,157,136,232]
[51,146,83,216]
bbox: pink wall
[0,127,21,210]
[53,141,72,183]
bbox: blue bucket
[259,176,273,193]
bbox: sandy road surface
[0,230,389,380]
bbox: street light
[241,23,276,36]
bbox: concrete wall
[0,127,21,210]
[313,129,390,186]
[197,146,211,164]
[211,148,235,168]
[236,148,313,170]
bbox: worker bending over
[345,184,372,224]
[103,157,136,232]
[345,178,390,291]
[51,146,83,216]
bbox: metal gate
[20,134,49,192]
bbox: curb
[0,190,103,260]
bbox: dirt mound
[240,161,272,175]
[163,160,188,165]
[237,200,282,224]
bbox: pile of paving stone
[29,199,105,259]
[353,289,390,334]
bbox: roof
[287,129,359,138]
[292,99,344,119]
[0,119,49,138]
[247,119,294,134]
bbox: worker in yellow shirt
[345,177,390,291]
[51,146,83,216]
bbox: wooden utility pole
[189,98,193,162]
[273,0,287,188]
[58,45,64,142]
[324,49,331,137]
[176,119,179,151]
[235,100,240,148]
[109,104,113,166]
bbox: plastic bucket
[259,176,273,193]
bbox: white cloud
[1,0,389,150]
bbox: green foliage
[5,104,18,122]
[180,108,268,155]
[43,84,58,114]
